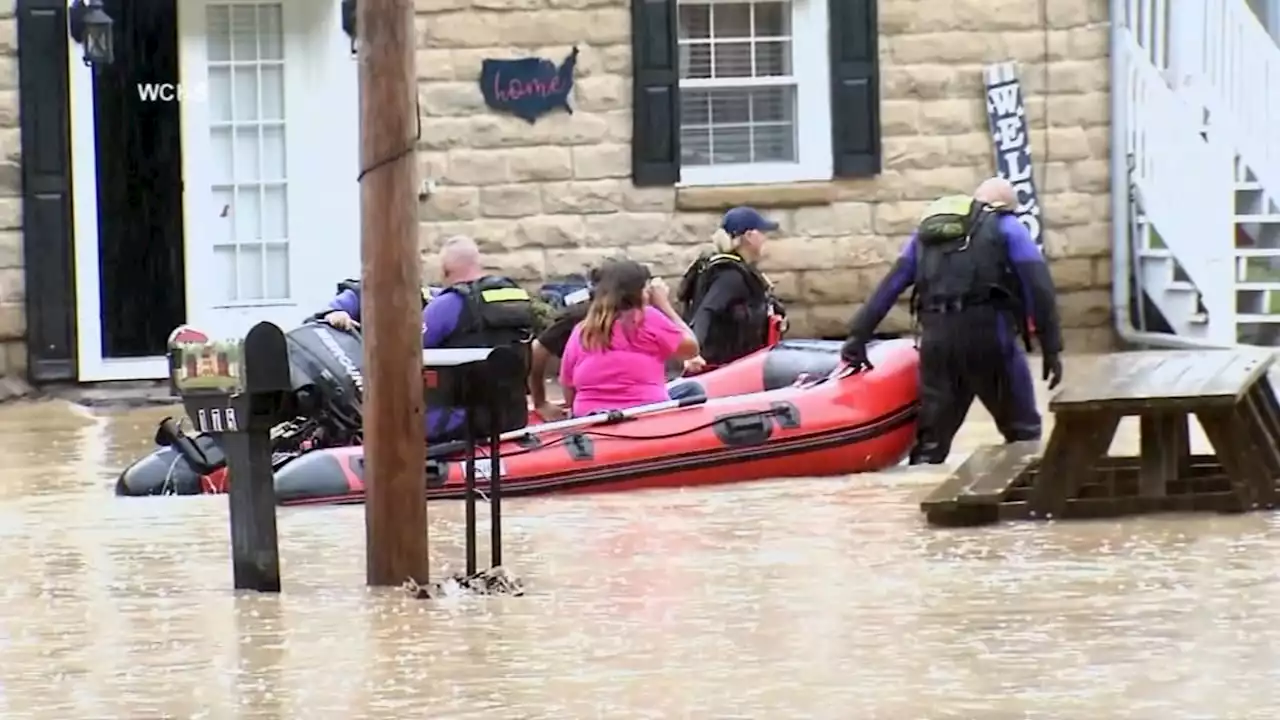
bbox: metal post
[464,417,478,576]
[489,396,503,569]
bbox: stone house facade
[415,0,1114,349]
[0,6,20,382]
[0,0,1114,384]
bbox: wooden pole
[358,0,427,586]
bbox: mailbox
[421,344,524,575]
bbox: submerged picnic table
[921,350,1280,526]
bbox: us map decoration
[480,47,579,124]
[983,62,1045,246]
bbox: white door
[68,0,359,382]
[178,0,360,342]
[69,32,174,381]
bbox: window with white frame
[676,0,831,186]
[207,2,291,305]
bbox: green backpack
[917,195,983,245]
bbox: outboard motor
[116,322,368,497]
[283,321,365,440]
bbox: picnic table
[920,350,1280,527]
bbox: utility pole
[358,0,428,587]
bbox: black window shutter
[631,0,680,187]
[829,0,881,177]
[17,0,78,381]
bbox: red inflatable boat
[118,337,858,498]
[273,338,919,505]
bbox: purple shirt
[422,293,469,439]
[328,287,444,346]
[327,287,469,438]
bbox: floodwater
[0,367,1276,720]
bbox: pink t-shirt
[559,306,686,417]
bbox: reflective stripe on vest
[480,287,530,303]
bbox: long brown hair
[579,260,650,351]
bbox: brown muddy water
[0,369,1276,719]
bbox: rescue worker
[321,235,536,442]
[677,206,786,374]
[839,177,1064,464]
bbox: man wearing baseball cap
[675,206,787,373]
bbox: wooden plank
[1030,410,1120,518]
[360,0,430,587]
[1050,351,1274,412]
[1193,351,1276,403]
[1247,376,1280,477]
[1195,407,1268,512]
[1239,388,1280,509]
[1049,352,1165,409]
[919,475,972,512]
[999,490,1246,522]
[1256,373,1280,439]
[1137,411,1189,498]
[1244,385,1280,477]
[955,441,1040,504]
[222,407,282,593]
[919,442,1039,512]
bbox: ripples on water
[0,391,1278,719]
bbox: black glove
[1042,352,1063,390]
[840,336,874,373]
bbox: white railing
[1150,0,1280,195]
[1121,32,1237,344]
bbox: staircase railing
[1163,0,1280,194]
[1119,27,1237,344]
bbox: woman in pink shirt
[559,260,700,417]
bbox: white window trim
[677,0,832,188]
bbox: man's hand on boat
[839,336,874,373]
[534,401,569,422]
[683,355,708,374]
[323,310,359,331]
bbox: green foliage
[529,297,557,335]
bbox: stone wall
[0,8,22,380]
[415,0,1115,350]
[0,0,1119,384]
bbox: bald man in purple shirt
[322,236,536,441]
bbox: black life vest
[677,252,778,365]
[437,275,535,435]
[912,196,1019,315]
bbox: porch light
[68,0,114,68]
[341,0,357,56]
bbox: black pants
[912,310,1042,464]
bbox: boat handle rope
[464,404,799,465]
[455,360,862,464]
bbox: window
[677,0,829,185]
[207,2,291,304]
[631,0,880,188]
